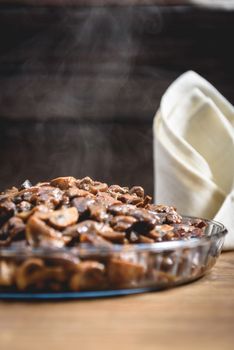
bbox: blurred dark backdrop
[0,3,234,195]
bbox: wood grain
[0,6,233,121]
[0,1,208,7]
[0,120,154,195]
[0,1,232,8]
[0,252,233,350]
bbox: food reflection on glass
[0,177,226,294]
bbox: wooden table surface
[0,252,233,350]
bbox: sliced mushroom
[48,207,79,229]
[109,204,158,229]
[16,257,79,291]
[129,186,145,198]
[108,185,129,195]
[66,220,125,244]
[95,225,125,244]
[95,192,121,207]
[33,186,64,207]
[16,258,45,290]
[26,215,64,248]
[66,188,94,199]
[110,215,137,231]
[17,204,52,221]
[16,200,32,213]
[148,230,163,242]
[107,258,145,286]
[0,200,16,226]
[79,232,112,247]
[0,217,25,247]
[146,204,182,224]
[71,197,95,216]
[69,261,106,291]
[36,182,51,187]
[108,203,135,216]
[0,187,18,202]
[0,260,16,286]
[151,269,176,283]
[89,181,108,194]
[193,219,207,229]
[77,177,94,191]
[16,186,64,209]
[40,266,67,283]
[50,176,77,190]
[165,213,182,224]
[117,193,143,206]
[15,186,40,203]
[47,255,80,272]
[89,204,108,222]
[152,224,177,241]
[136,195,152,208]
[138,235,154,244]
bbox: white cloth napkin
[153,71,234,250]
[189,0,234,10]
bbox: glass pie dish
[0,216,227,299]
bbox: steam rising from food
[0,4,169,120]
[0,5,166,193]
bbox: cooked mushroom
[129,186,145,198]
[16,258,45,290]
[26,215,64,248]
[107,258,145,286]
[71,197,95,216]
[69,261,106,291]
[77,177,94,191]
[89,204,108,222]
[146,204,182,224]
[89,181,108,194]
[48,207,79,229]
[16,186,64,209]
[66,188,93,199]
[0,260,16,286]
[95,192,121,207]
[0,200,16,226]
[117,193,143,205]
[0,217,25,247]
[108,204,158,229]
[110,215,137,231]
[0,187,18,202]
[108,185,129,195]
[50,176,77,190]
[67,220,125,244]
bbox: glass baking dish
[0,216,227,299]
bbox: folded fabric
[153,71,234,250]
[189,0,234,9]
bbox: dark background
[0,3,234,195]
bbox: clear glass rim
[0,216,227,257]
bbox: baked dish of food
[0,177,226,295]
